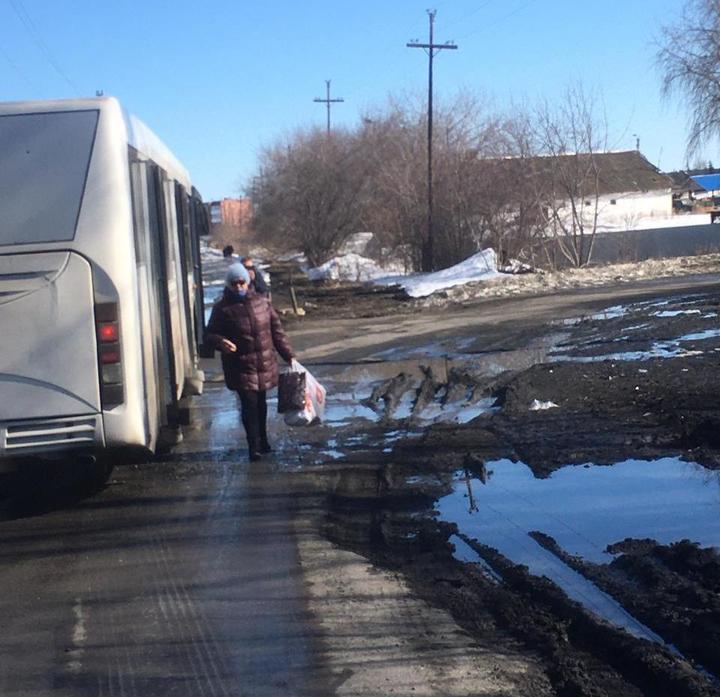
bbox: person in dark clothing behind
[240,255,269,295]
[205,263,294,461]
[222,244,234,259]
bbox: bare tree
[249,128,371,266]
[246,88,608,273]
[359,93,523,270]
[471,110,549,266]
[356,97,430,270]
[533,85,608,267]
[658,0,720,155]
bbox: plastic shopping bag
[277,370,306,413]
[282,360,327,426]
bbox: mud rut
[288,289,720,697]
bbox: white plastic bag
[282,360,327,426]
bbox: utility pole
[313,79,344,134]
[407,10,457,271]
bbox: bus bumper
[0,414,104,463]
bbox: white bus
[0,97,207,478]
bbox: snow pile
[306,252,405,282]
[375,248,503,298]
[338,232,374,255]
[421,253,720,306]
[529,399,559,411]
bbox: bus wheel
[156,425,183,456]
[75,455,114,493]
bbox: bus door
[173,184,197,375]
[129,159,178,440]
[190,194,211,358]
[161,174,189,404]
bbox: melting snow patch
[320,449,345,460]
[454,397,499,423]
[529,399,559,411]
[654,309,702,317]
[374,248,503,298]
[678,328,720,342]
[307,252,405,282]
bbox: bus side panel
[69,101,149,452]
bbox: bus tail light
[95,302,124,408]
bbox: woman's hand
[219,338,237,354]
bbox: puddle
[551,345,703,363]
[437,457,720,637]
[551,326,720,362]
[654,309,702,317]
[371,336,477,360]
[321,371,499,428]
[588,305,629,321]
[449,534,503,583]
[365,335,568,378]
[323,402,380,425]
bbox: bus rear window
[0,110,98,246]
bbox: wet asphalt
[0,384,329,697]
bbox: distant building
[564,150,674,230]
[478,150,674,233]
[666,169,707,206]
[207,198,253,245]
[209,198,252,228]
[666,166,720,217]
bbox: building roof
[560,150,672,195]
[477,150,673,196]
[690,174,720,192]
[666,170,715,193]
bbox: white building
[551,150,674,233]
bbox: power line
[453,0,538,43]
[0,43,37,90]
[440,0,493,35]
[8,0,79,94]
[407,9,458,272]
[313,79,345,134]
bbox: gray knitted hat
[226,263,250,286]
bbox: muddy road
[1,272,720,696]
[281,273,720,696]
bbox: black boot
[248,436,262,462]
[259,438,272,454]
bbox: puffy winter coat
[206,288,294,392]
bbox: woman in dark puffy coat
[206,263,295,460]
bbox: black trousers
[237,389,268,451]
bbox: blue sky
[0,0,705,201]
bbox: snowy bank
[306,253,405,282]
[374,248,503,298]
